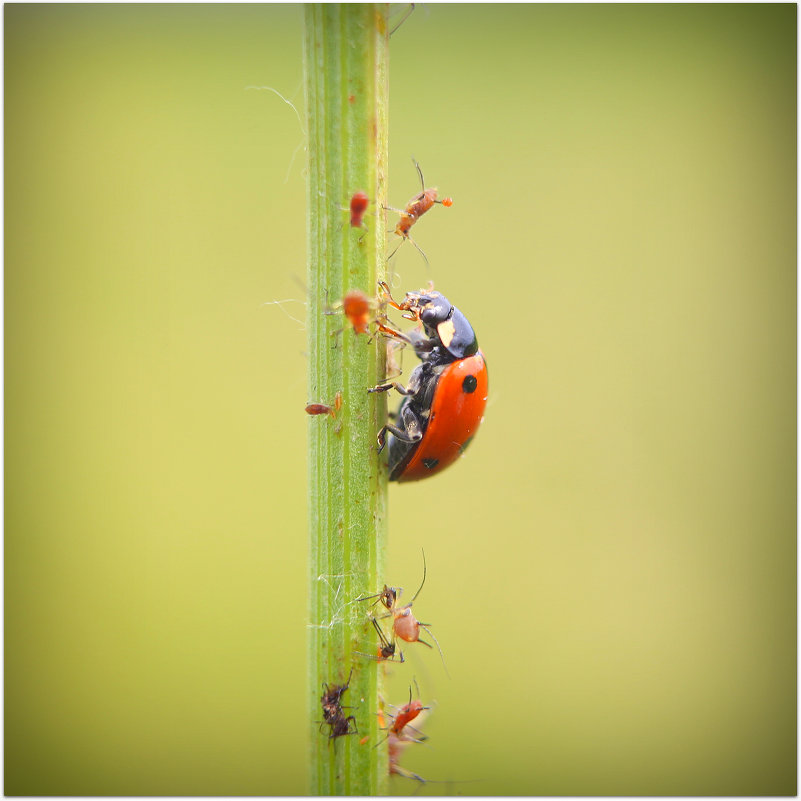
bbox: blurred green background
[5,3,796,795]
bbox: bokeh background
[5,3,796,796]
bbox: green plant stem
[304,4,389,796]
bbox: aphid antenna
[386,237,404,262]
[389,3,415,37]
[388,235,431,270]
[418,623,450,679]
[408,549,427,604]
[408,157,449,206]
[411,156,425,192]
[408,236,431,270]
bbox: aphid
[349,191,370,230]
[386,159,453,266]
[373,685,429,753]
[356,616,405,664]
[388,687,429,741]
[369,282,488,482]
[319,667,358,741]
[326,288,375,338]
[356,552,447,673]
[342,289,371,335]
[320,667,353,722]
[305,390,343,419]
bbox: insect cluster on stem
[310,152,486,785]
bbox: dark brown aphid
[319,667,358,741]
[356,615,405,664]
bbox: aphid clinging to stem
[386,159,452,267]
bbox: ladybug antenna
[409,549,427,604]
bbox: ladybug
[370,283,488,482]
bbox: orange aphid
[387,160,452,265]
[390,698,427,737]
[342,289,371,335]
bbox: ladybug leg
[377,422,420,453]
[369,365,423,396]
[368,380,414,396]
[376,403,423,452]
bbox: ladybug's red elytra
[370,283,488,482]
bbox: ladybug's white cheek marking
[437,319,455,348]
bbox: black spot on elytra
[459,436,474,455]
[422,458,439,470]
[462,374,478,394]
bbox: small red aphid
[349,191,369,230]
[305,390,343,419]
[387,160,452,265]
[390,692,428,739]
[383,689,429,782]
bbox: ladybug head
[414,292,478,361]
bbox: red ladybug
[371,284,488,482]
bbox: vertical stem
[304,4,389,795]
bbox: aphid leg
[406,235,430,269]
[418,624,450,678]
[387,237,406,263]
[392,765,427,783]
